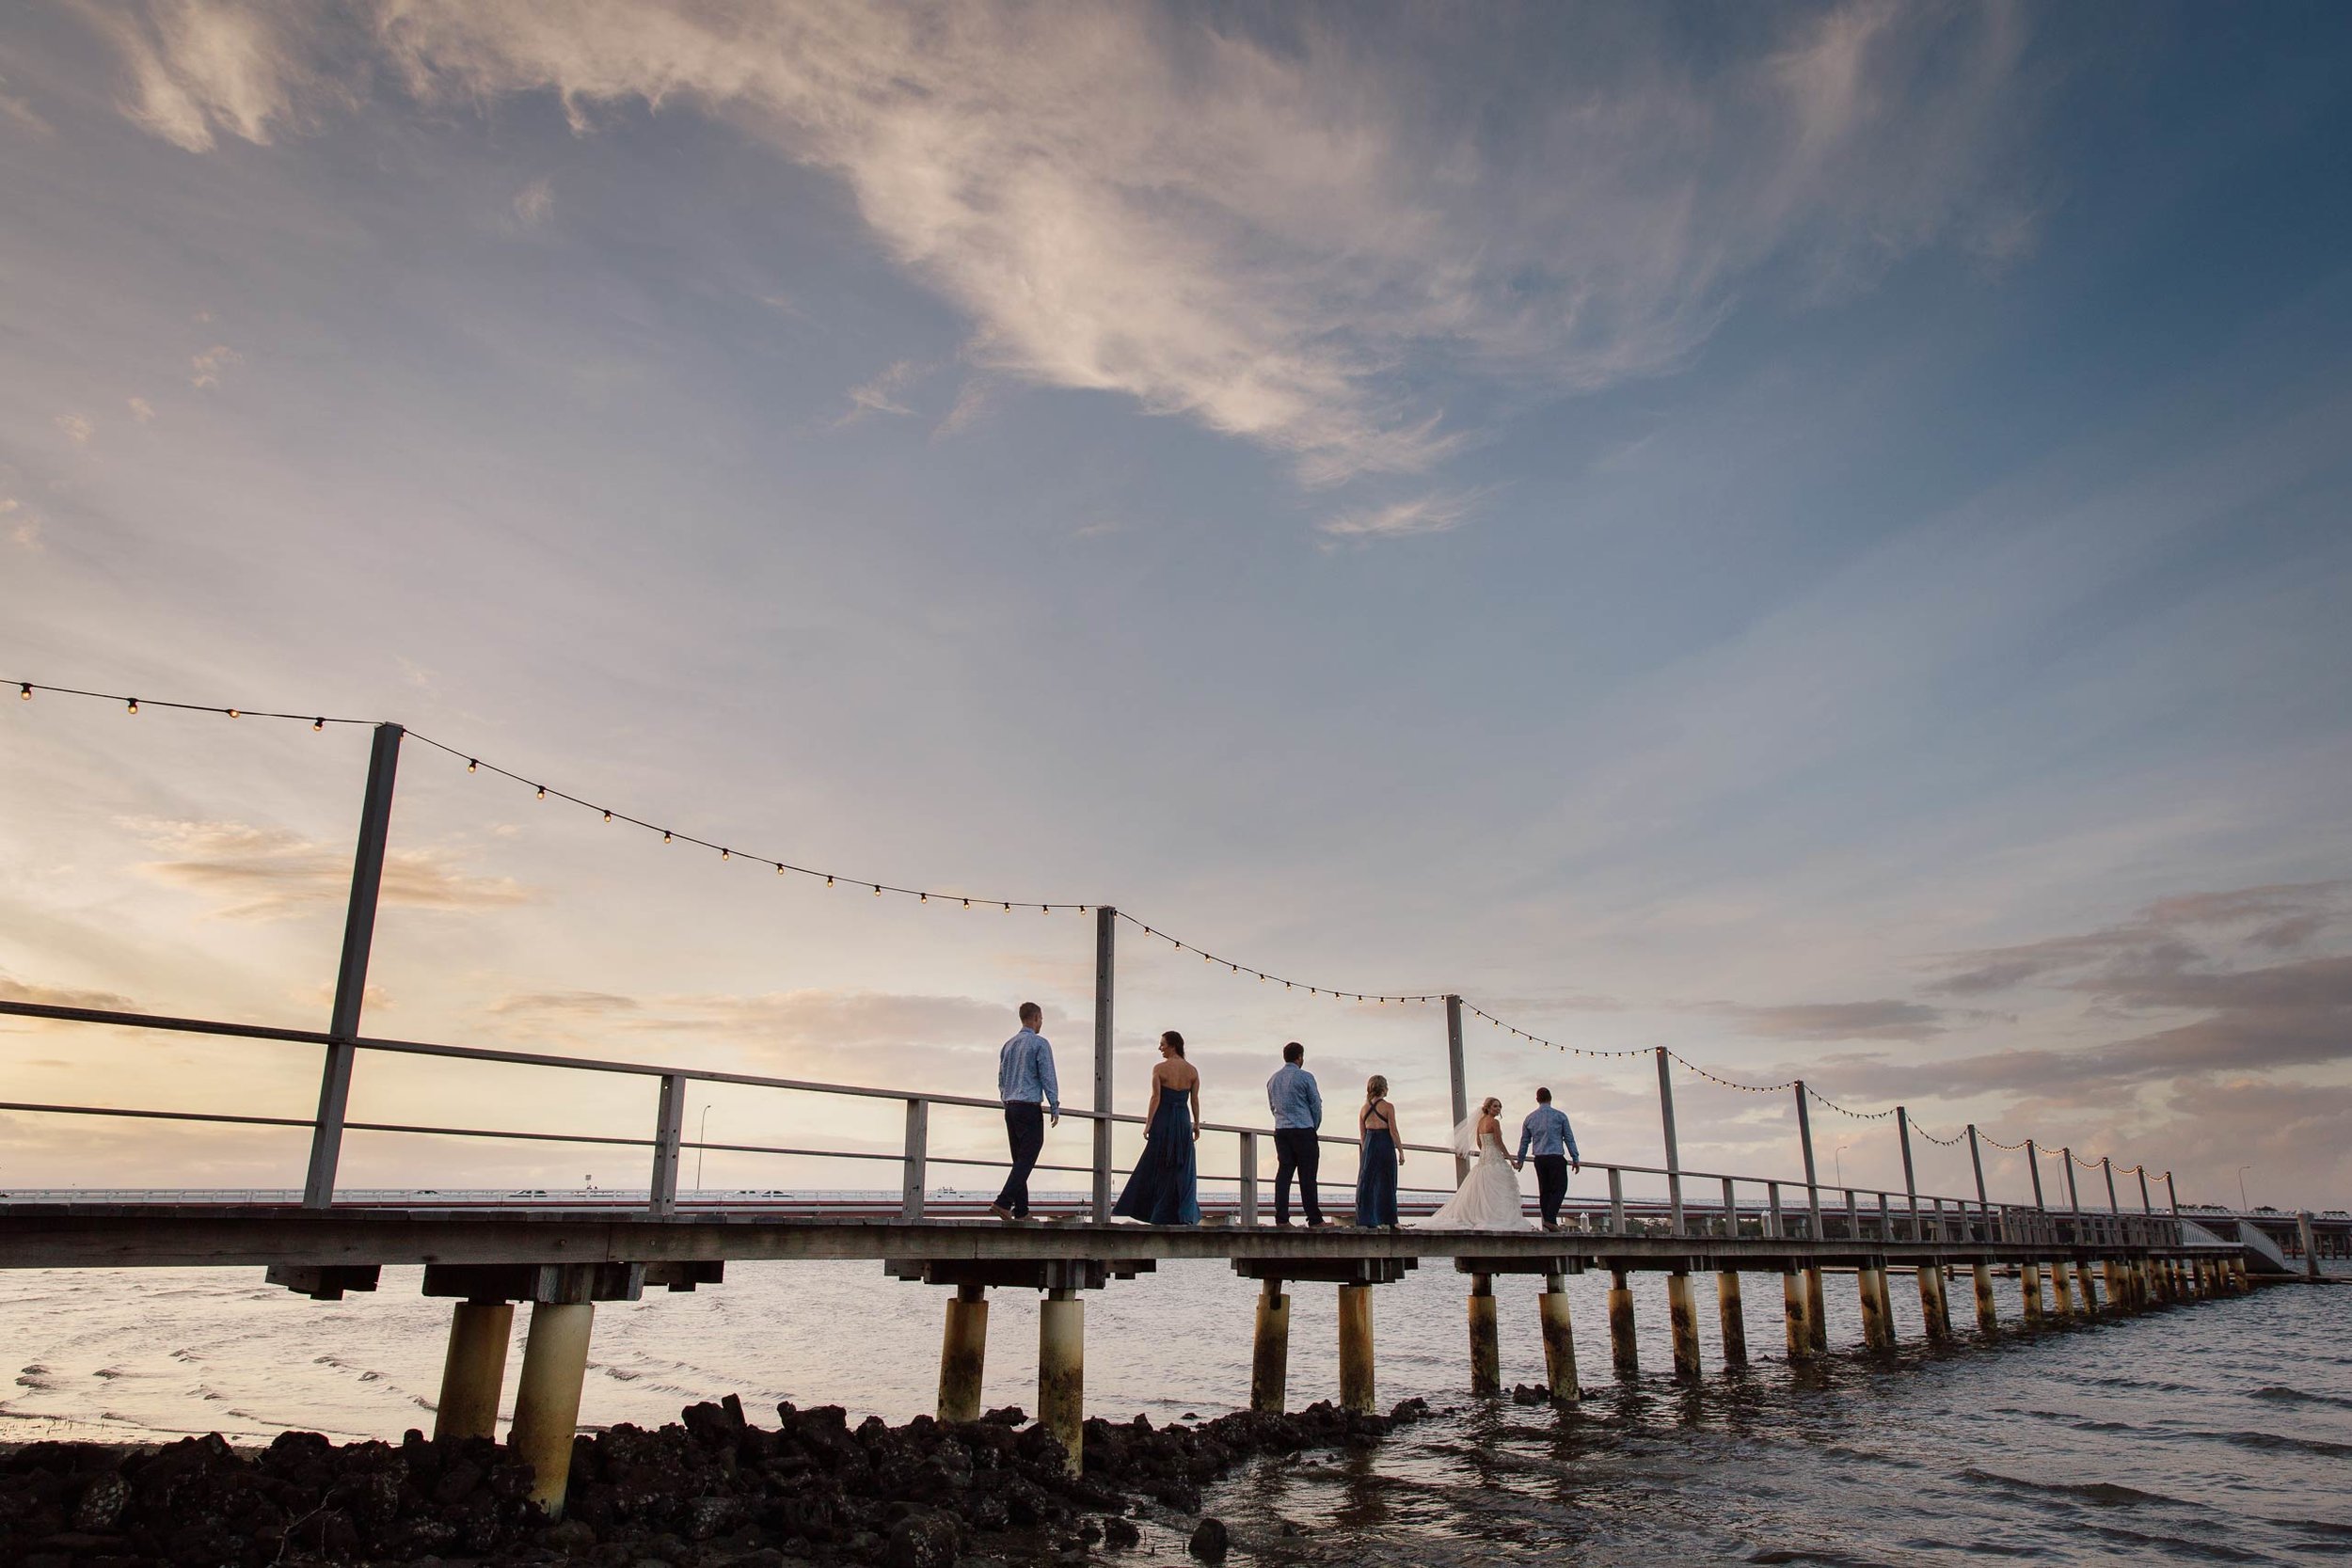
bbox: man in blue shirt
[1266,1041,1327,1227]
[990,1003,1059,1221]
[1513,1086,1581,1232]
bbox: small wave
[1746,1549,1896,1566]
[2214,1429,2352,1460]
[1960,1467,2185,1510]
[2248,1385,2352,1411]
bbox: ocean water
[4,1257,2347,1564]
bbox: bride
[1418,1096,1534,1230]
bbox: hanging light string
[1979,1132,2034,1151]
[5,674,2161,1174]
[1913,1122,1969,1148]
[1112,911,1442,1005]
[1460,1002,1650,1057]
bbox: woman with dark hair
[1355,1074,1402,1228]
[1112,1031,1201,1225]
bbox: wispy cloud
[1710,998,1952,1043]
[837,358,928,425]
[55,413,93,445]
[511,175,553,226]
[1318,488,1486,541]
[126,817,532,919]
[0,974,136,1013]
[83,1,2041,495]
[189,343,242,388]
[127,395,156,422]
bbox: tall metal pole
[1091,906,1116,1223]
[1445,995,1469,1184]
[2165,1170,2179,1219]
[1794,1082,1821,1240]
[1655,1047,1683,1237]
[1896,1106,1918,1241]
[303,721,402,1210]
[2026,1139,2045,1210]
[1967,1125,1991,1243]
[2103,1155,2119,1213]
[2062,1147,2081,1217]
[2137,1166,2152,1215]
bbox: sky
[2,1,2348,1212]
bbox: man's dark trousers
[1274,1127,1323,1226]
[996,1101,1045,1216]
[1532,1154,1569,1227]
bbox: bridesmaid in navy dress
[1113,1032,1201,1225]
[1355,1074,1402,1227]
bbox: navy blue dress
[1356,1102,1399,1227]
[1113,1085,1200,1225]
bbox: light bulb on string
[16,684,28,700]
[226,708,239,719]
[536,785,547,800]
[468,759,478,772]
[720,848,729,860]
[824,875,833,886]
[775,863,786,875]
[126,698,137,714]
[312,718,323,730]
[873,885,882,896]
[962,898,970,908]
[603,811,612,823]
[919,893,928,902]
[663,832,673,844]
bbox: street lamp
[2237,1165,2253,1212]
[696,1106,711,1194]
[1835,1143,1853,1189]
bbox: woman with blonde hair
[1417,1094,1534,1230]
[1355,1075,1403,1228]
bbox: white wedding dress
[1417,1122,1534,1231]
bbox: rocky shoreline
[1,1396,1430,1567]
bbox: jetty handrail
[0,993,2100,1241]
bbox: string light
[536,785,547,800]
[720,847,729,860]
[603,811,612,822]
[226,708,239,720]
[469,759,478,772]
[313,718,324,730]
[126,698,138,714]
[17,684,28,700]
[663,832,673,843]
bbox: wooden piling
[1250,1278,1290,1415]
[433,1299,513,1442]
[1338,1284,1377,1414]
[1857,1264,1893,1352]
[1468,1275,1501,1395]
[1782,1269,1814,1361]
[1804,1266,1828,1354]
[1716,1270,1747,1369]
[2021,1261,2043,1323]
[938,1284,989,1424]
[507,1302,594,1519]
[2074,1259,2099,1314]
[1539,1272,1579,1401]
[1038,1290,1085,1475]
[1971,1263,1997,1335]
[2050,1260,2074,1316]
[1667,1272,1702,1379]
[1607,1269,1639,1379]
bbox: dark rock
[883,1508,959,1568]
[72,1472,129,1531]
[1103,1515,1141,1548]
[1187,1516,1231,1560]
[545,1517,599,1555]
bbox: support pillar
[1338,1284,1376,1415]
[2101,1259,2122,1313]
[433,1300,514,1442]
[1858,1264,1893,1352]
[1917,1266,1950,1344]
[1467,1275,1500,1395]
[2021,1262,2042,1323]
[1667,1271,1701,1379]
[1782,1269,1814,1361]
[2231,1257,2249,1293]
[1607,1269,1638,1379]
[1039,1291,1084,1476]
[1539,1273,1579,1401]
[507,1302,594,1519]
[1716,1270,1747,1369]
[1972,1264,1997,1335]
[2299,1212,2321,1283]
[938,1285,989,1424]
[1804,1266,1828,1354]
[2074,1259,2099,1313]
[2050,1260,2074,1316]
[1250,1279,1290,1414]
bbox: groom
[1512,1086,1581,1231]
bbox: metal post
[2137,1167,2152,1215]
[1967,1126,1989,1241]
[2062,1147,2081,1238]
[649,1073,685,1216]
[303,721,403,1210]
[2166,1171,2179,1220]
[1607,1167,1625,1235]
[901,1099,929,1220]
[1721,1176,1738,1240]
[1091,907,1115,1223]
[1794,1083,1822,1241]
[1897,1107,1918,1241]
[2026,1139,2045,1211]
[1238,1131,1260,1226]
[2103,1156,2119,1215]
[1445,995,1469,1184]
[1656,1047,1683,1237]
[1768,1180,1784,1240]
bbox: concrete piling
[2050,1261,2074,1316]
[1858,1264,1893,1352]
[2232,1257,2249,1293]
[1607,1269,1639,1380]
[507,1302,594,1519]
[1338,1284,1377,1414]
[1038,1289,1085,1475]
[2074,1259,2099,1314]
[1667,1272,1702,1380]
[1250,1278,1290,1415]
[1972,1264,1997,1335]
[1782,1268,1814,1361]
[433,1299,513,1443]
[1804,1267,1828,1354]
[1917,1266,1950,1344]
[938,1284,989,1424]
[1716,1270,1748,1369]
[1468,1275,1501,1395]
[1539,1272,1579,1401]
[2021,1261,2043,1323]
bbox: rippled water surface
[5,1258,2347,1564]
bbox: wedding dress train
[1417,1124,1534,1231]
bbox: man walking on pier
[1513,1087,1581,1231]
[990,1003,1059,1222]
[1267,1041,1327,1227]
